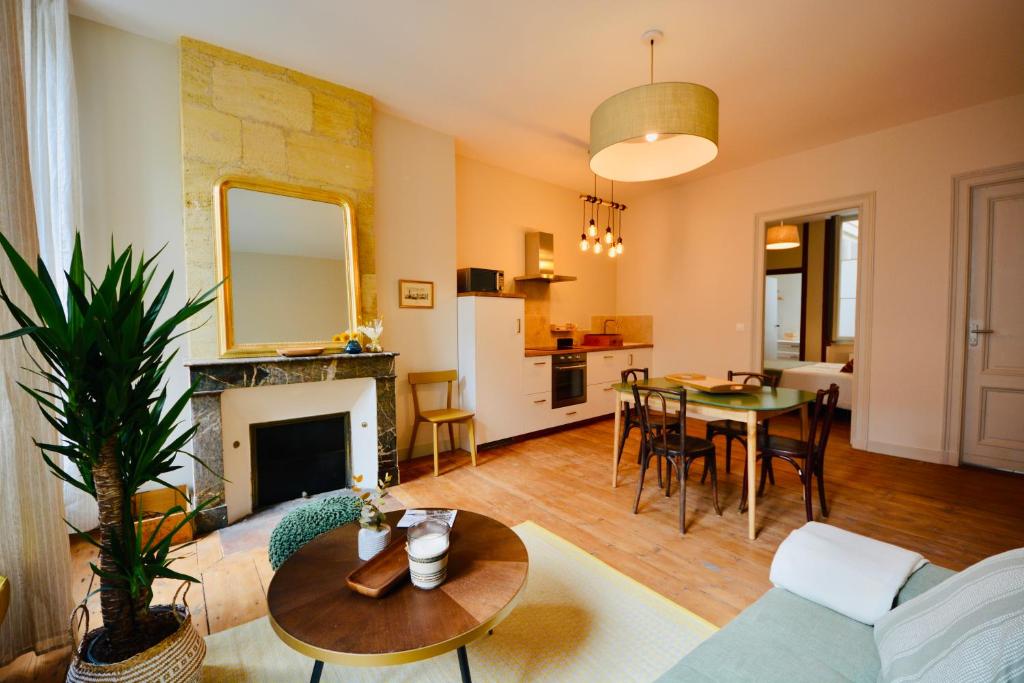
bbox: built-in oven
[551,352,587,408]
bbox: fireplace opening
[250,412,350,509]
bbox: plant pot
[66,604,205,683]
[358,524,391,561]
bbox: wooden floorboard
[4,414,1022,678]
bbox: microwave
[457,268,504,293]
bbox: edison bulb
[608,245,617,258]
[593,240,602,254]
[616,240,623,255]
[604,227,613,244]
[587,219,597,237]
[579,234,589,251]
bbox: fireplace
[250,412,350,509]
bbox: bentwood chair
[740,383,840,522]
[632,384,721,534]
[704,371,780,479]
[408,370,477,477]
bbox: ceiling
[70,0,1024,196]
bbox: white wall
[456,156,618,328]
[72,16,192,488]
[374,112,459,459]
[618,94,1024,463]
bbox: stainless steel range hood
[513,231,577,283]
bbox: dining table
[610,377,817,540]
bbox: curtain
[0,0,74,665]
[21,0,97,531]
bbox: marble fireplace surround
[186,352,397,531]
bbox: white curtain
[20,0,97,531]
[0,0,74,665]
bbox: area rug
[202,521,716,682]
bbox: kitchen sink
[581,333,624,347]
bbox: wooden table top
[267,509,529,666]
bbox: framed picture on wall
[398,279,434,309]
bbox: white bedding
[779,362,853,410]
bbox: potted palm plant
[0,233,218,682]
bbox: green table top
[612,377,816,412]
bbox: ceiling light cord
[649,38,655,84]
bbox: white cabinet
[523,357,551,395]
[587,347,653,385]
[457,296,525,445]
[523,392,555,431]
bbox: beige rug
[203,521,716,682]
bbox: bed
[764,360,853,410]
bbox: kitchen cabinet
[522,357,551,395]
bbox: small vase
[358,524,391,561]
[365,340,382,353]
[344,339,362,354]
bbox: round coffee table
[267,509,529,683]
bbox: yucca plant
[0,232,218,662]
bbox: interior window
[834,217,858,340]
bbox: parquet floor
[4,414,1023,680]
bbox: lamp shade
[589,82,719,182]
[766,224,801,250]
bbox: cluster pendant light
[579,176,625,259]
[589,29,719,182]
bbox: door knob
[969,324,994,347]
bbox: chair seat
[420,408,474,423]
[652,434,716,457]
[707,419,767,437]
[760,433,809,457]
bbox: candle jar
[406,519,451,589]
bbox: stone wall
[179,37,376,358]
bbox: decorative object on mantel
[344,338,363,354]
[276,346,326,357]
[0,234,217,680]
[399,279,435,308]
[766,221,801,250]
[358,317,384,352]
[579,175,626,257]
[589,29,719,182]
[354,472,392,560]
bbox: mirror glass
[220,182,357,352]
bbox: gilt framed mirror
[214,177,361,357]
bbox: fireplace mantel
[186,352,398,531]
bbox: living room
[1,1,1023,681]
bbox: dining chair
[739,383,840,522]
[703,371,780,479]
[631,384,721,534]
[408,370,477,477]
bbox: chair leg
[467,419,478,467]
[816,463,829,517]
[407,420,420,462]
[618,419,632,466]
[767,458,776,485]
[632,443,651,514]
[679,458,688,535]
[665,456,672,497]
[739,459,748,513]
[432,423,440,477]
[725,435,732,474]
[447,423,456,454]
[708,452,722,516]
[656,451,663,488]
[758,454,770,497]
[803,467,814,522]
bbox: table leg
[457,645,473,683]
[800,403,808,440]
[612,391,622,488]
[309,659,324,683]
[746,410,758,541]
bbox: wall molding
[751,192,876,450]
[942,161,1024,465]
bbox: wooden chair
[408,370,477,477]
[704,371,779,478]
[632,384,721,534]
[740,383,840,522]
[0,575,9,626]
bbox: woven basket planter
[67,597,205,683]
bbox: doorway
[751,193,876,450]
[945,163,1024,472]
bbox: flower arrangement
[353,471,392,531]
[332,330,356,344]
[358,318,384,353]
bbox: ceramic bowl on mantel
[276,346,326,358]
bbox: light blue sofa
[657,564,955,682]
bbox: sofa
[656,563,954,682]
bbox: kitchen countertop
[524,343,653,358]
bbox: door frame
[942,161,1024,465]
[751,192,876,450]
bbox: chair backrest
[631,384,688,456]
[0,575,9,626]
[728,370,779,389]
[805,383,840,466]
[621,367,649,384]
[408,370,458,416]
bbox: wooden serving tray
[277,346,326,357]
[666,374,761,394]
[345,537,409,598]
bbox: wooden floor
[4,414,1023,679]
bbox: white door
[764,276,779,360]
[962,178,1024,471]
[474,297,523,443]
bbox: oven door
[552,362,587,408]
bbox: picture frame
[398,279,434,309]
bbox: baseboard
[865,439,950,465]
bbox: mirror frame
[213,176,361,357]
